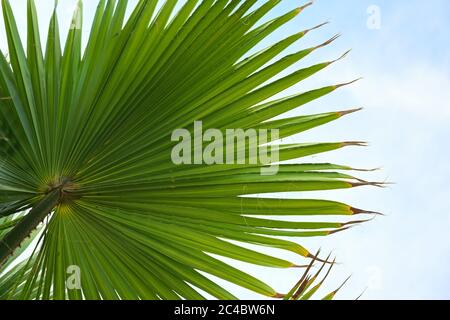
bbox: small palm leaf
[0,0,378,300]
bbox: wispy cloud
[352,63,450,121]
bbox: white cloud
[351,63,450,121]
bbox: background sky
[1,0,449,300]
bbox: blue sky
[1,0,449,300]
[256,0,450,300]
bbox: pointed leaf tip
[350,166,382,172]
[291,264,311,268]
[351,207,385,216]
[315,33,341,51]
[338,107,363,116]
[335,274,352,294]
[342,141,368,147]
[342,216,377,227]
[305,21,330,34]
[330,49,352,65]
[356,287,368,300]
[297,1,314,13]
[351,181,390,188]
[335,77,363,89]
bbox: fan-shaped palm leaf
[0,0,378,300]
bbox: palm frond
[0,0,378,300]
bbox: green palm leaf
[0,0,378,300]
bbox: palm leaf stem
[0,188,60,266]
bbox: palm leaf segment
[0,0,377,300]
